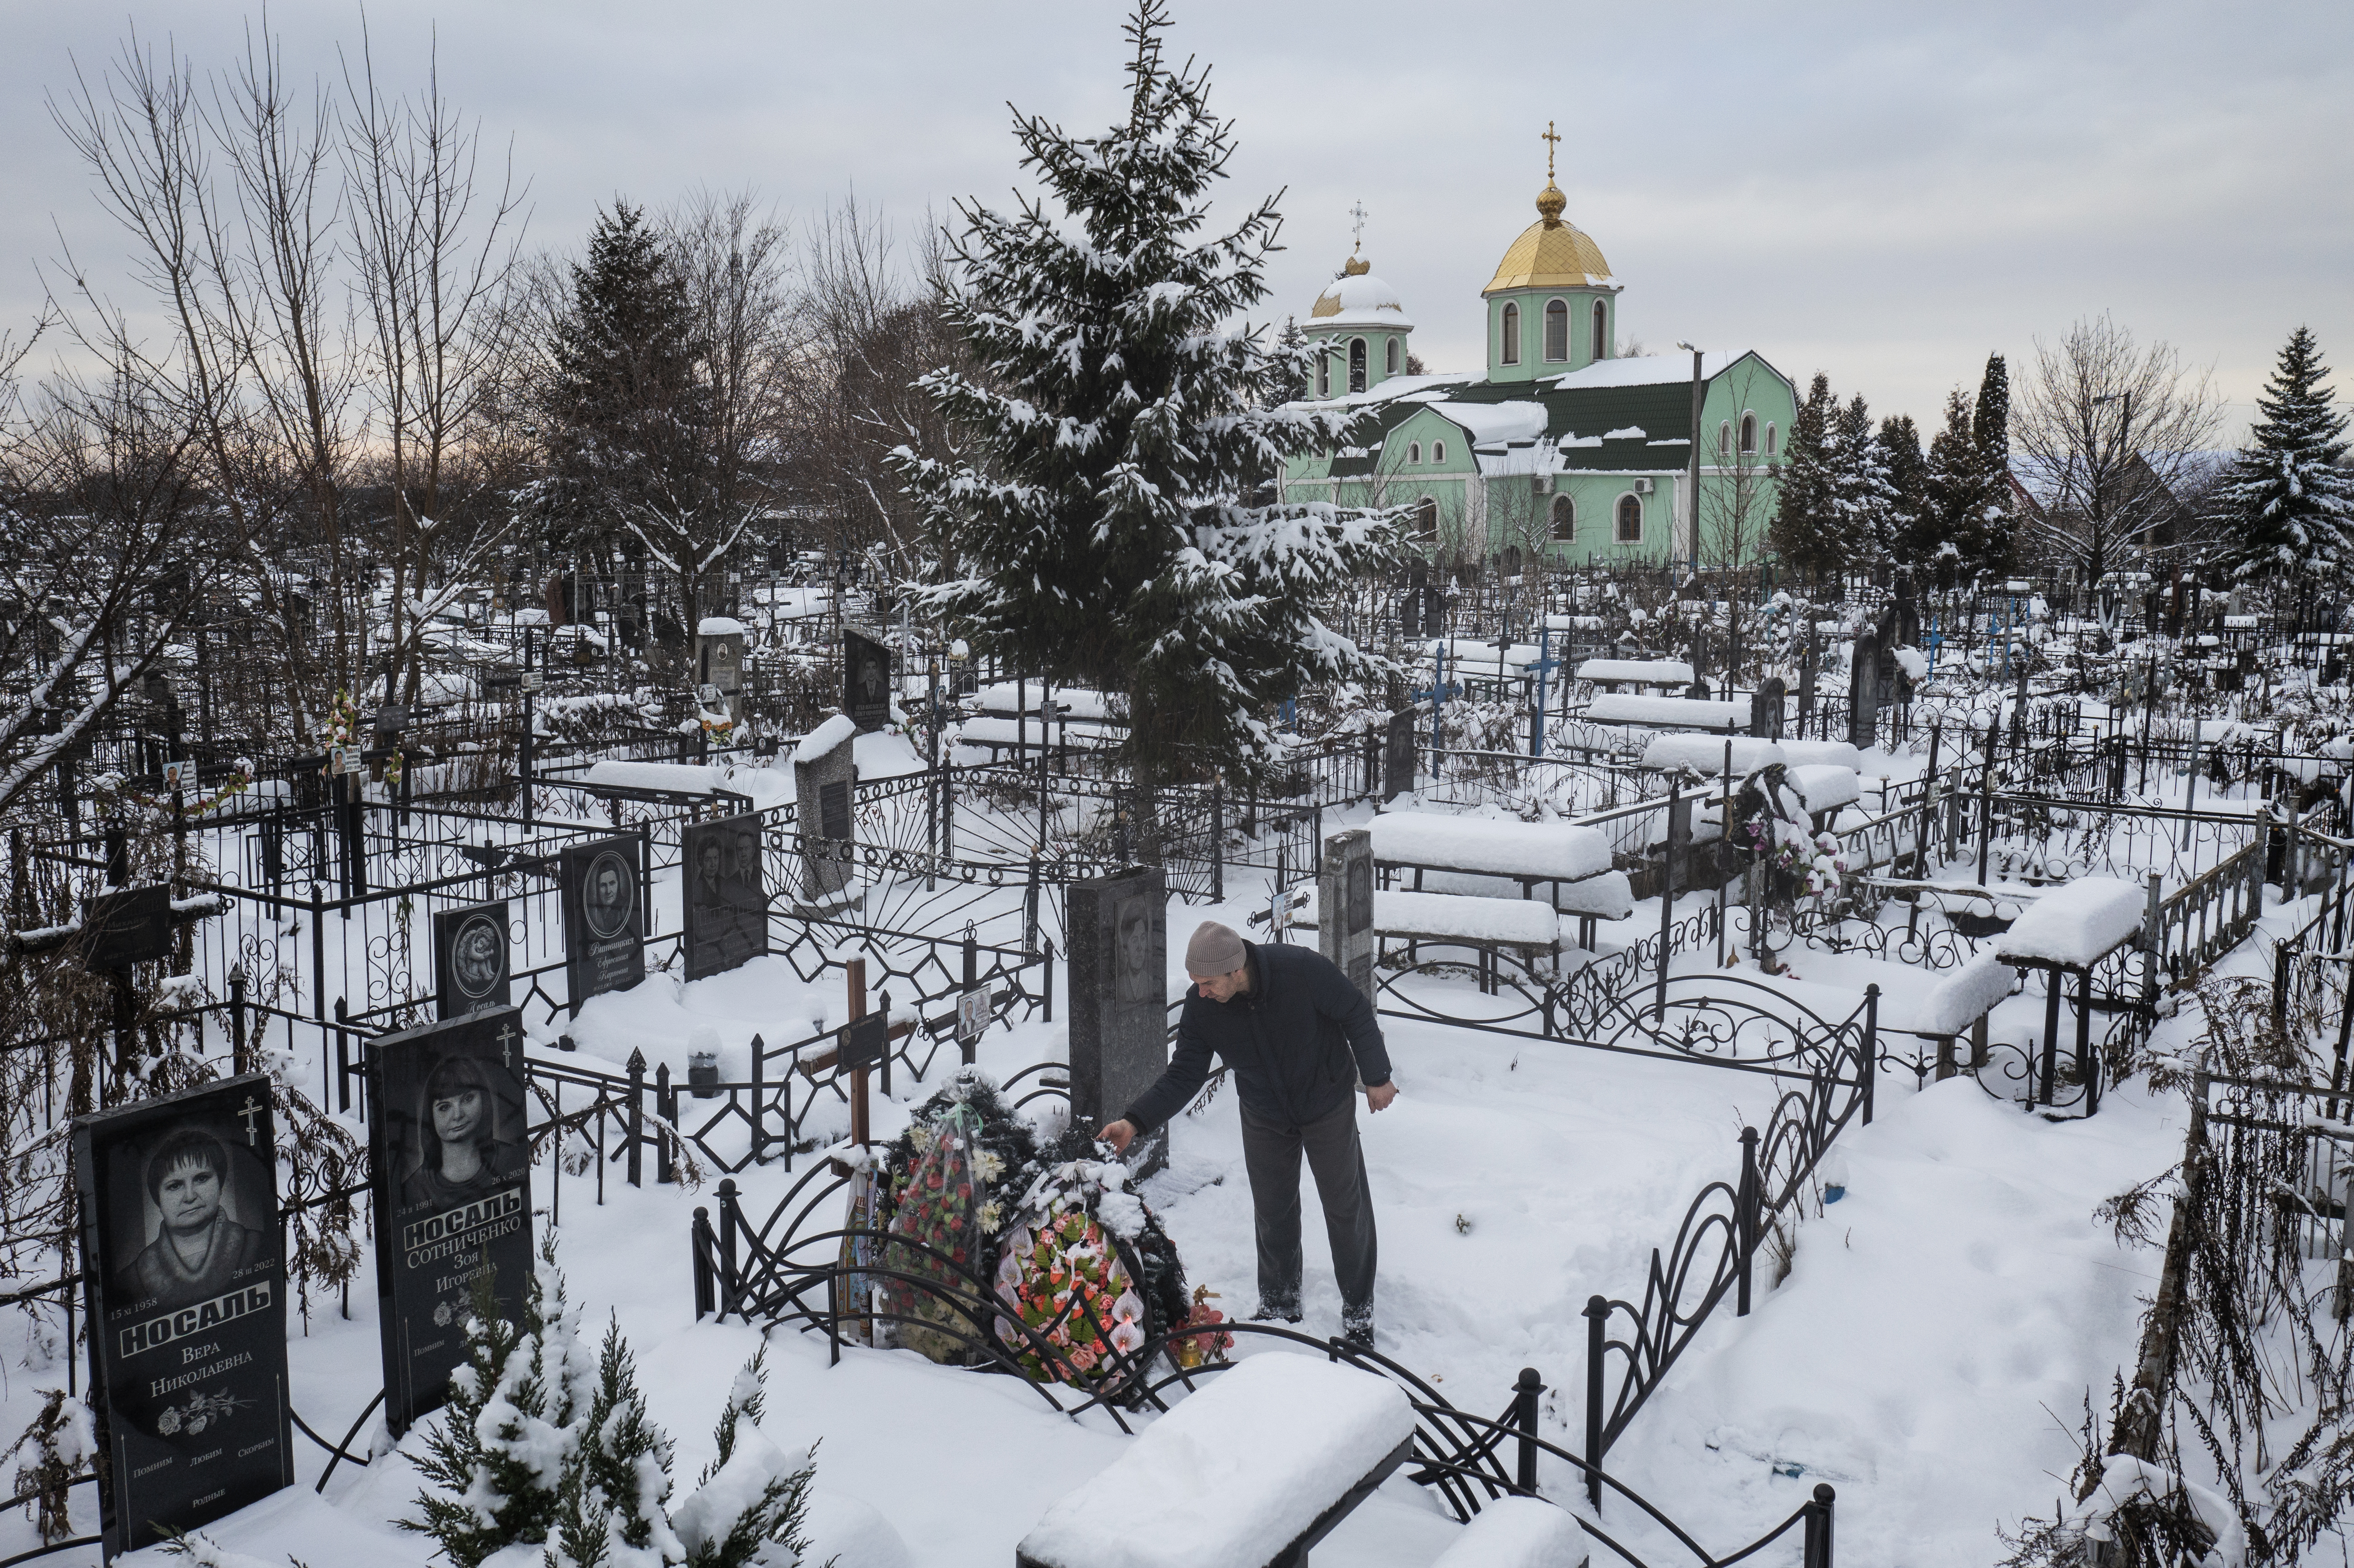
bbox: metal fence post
[716,1177,739,1321]
[749,1033,766,1165]
[691,1207,715,1319]
[1513,1366,1544,1493]
[1805,1482,1836,1568]
[1737,1125,1760,1316]
[655,1062,674,1185]
[1862,983,1880,1126]
[229,964,248,1077]
[1211,779,1224,904]
[626,1048,646,1188]
[1582,1294,1608,1509]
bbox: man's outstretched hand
[1100,1118,1137,1153]
[1367,1081,1399,1112]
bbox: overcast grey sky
[5,0,2349,442]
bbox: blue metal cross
[1525,623,1565,758]
[1414,642,1460,753]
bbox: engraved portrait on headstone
[367,1007,533,1436]
[561,837,644,1015]
[74,1074,293,1557]
[682,813,768,981]
[433,900,511,1019]
[1069,868,1168,1174]
[1113,892,1155,1005]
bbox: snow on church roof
[1310,257,1415,330]
[1542,352,1737,390]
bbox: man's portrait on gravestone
[854,646,888,712]
[1113,893,1154,1005]
[111,1123,269,1315]
[583,849,633,940]
[398,1051,526,1213]
[448,909,505,1005]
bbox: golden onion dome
[1483,181,1614,294]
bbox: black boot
[1251,1299,1303,1324]
[1340,1305,1375,1352]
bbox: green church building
[1280,148,1797,571]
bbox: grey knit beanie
[1183,920,1247,978]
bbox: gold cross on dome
[1348,200,1369,253]
[1541,121,1560,181]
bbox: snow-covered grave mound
[1576,657,1695,688]
[1369,811,1611,882]
[1583,692,1749,731]
[1642,734,1785,775]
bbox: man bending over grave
[117,1127,269,1313]
[1102,920,1397,1350]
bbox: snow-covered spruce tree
[1880,413,1933,564]
[1828,392,1894,575]
[669,1349,818,1568]
[892,0,1407,798]
[409,1248,589,1567]
[1969,352,2016,575]
[1924,388,1981,586]
[1769,372,1841,586]
[2213,326,2354,587]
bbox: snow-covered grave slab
[583,759,736,797]
[1747,949,2018,1042]
[1552,869,1635,920]
[1284,888,1562,951]
[1014,1353,1415,1568]
[1582,693,1748,732]
[974,681,1118,721]
[1576,657,1694,688]
[1641,734,1784,775]
[1789,763,1861,816]
[1370,812,1611,884]
[1996,876,2148,969]
[1427,1497,1591,1568]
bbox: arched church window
[1500,302,1521,366]
[1591,300,1608,361]
[1348,338,1367,394]
[1432,440,1446,463]
[1550,494,1575,541]
[1408,441,1422,464]
[1385,337,1401,375]
[1415,497,1438,541]
[1718,421,1733,458]
[1316,353,1330,398]
[1616,494,1643,543]
[1764,424,1779,457]
[1740,413,1758,454]
[1544,300,1568,362]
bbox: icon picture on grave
[560,837,644,1014]
[843,626,892,731]
[366,1006,533,1436]
[433,900,511,1019]
[73,1074,293,1558]
[682,813,769,981]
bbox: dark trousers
[1241,1096,1377,1320]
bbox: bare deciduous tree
[2013,314,2224,582]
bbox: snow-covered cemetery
[3,5,2353,1567]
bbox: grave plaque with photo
[366,1006,533,1436]
[561,837,644,1015]
[74,1074,293,1558]
[682,813,769,981]
[433,900,511,1020]
[1069,867,1168,1176]
[842,625,893,732]
[82,884,173,972]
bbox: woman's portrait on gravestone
[400,1053,525,1212]
[112,1124,269,1314]
[583,849,633,940]
[449,909,506,1003]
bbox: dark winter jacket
[1121,941,1391,1137]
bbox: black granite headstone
[366,1006,533,1437]
[843,625,893,732]
[682,813,769,981]
[82,884,173,973]
[560,837,644,1015]
[1848,631,1881,750]
[433,900,511,1020]
[1069,867,1168,1175]
[1383,708,1417,802]
[1751,676,1787,740]
[74,1073,292,1557]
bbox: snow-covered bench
[1429,1498,1591,1568]
[1014,1354,1416,1568]
[1993,877,2149,1110]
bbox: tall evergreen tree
[1923,388,1982,585]
[1969,352,2014,574]
[1880,414,1932,563]
[895,0,1405,794]
[1829,393,1894,571]
[2212,326,2354,585]
[531,202,708,558]
[1770,372,1840,582]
